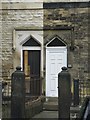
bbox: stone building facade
[44,2,89,80]
[43,2,90,96]
[1,2,43,80]
[0,1,90,96]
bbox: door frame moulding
[45,35,67,47]
[22,46,41,51]
[13,28,43,51]
[20,35,43,77]
[46,46,67,49]
[45,35,67,97]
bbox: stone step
[43,102,80,115]
[43,97,58,111]
[43,101,58,111]
[43,97,80,113]
[45,97,58,102]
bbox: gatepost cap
[61,66,67,71]
[16,66,21,70]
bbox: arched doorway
[46,36,67,97]
[21,35,42,95]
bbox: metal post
[11,66,25,118]
[73,79,79,106]
[58,67,71,119]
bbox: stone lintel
[14,26,43,31]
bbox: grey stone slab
[33,111,58,118]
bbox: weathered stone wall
[0,3,2,81]
[1,2,89,83]
[1,2,43,80]
[44,2,89,81]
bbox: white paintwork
[46,47,67,97]
[22,46,41,51]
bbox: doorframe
[46,46,67,97]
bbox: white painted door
[46,47,67,97]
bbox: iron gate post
[58,67,71,119]
[11,66,25,118]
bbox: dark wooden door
[28,50,40,77]
[23,50,41,95]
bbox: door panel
[28,50,41,95]
[23,50,41,95]
[50,76,56,91]
[46,48,67,97]
[28,50,40,77]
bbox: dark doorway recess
[23,50,41,96]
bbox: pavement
[33,110,78,119]
[33,111,58,118]
[32,97,80,119]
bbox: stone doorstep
[43,102,58,111]
[43,97,80,113]
[43,102,80,112]
[45,97,58,102]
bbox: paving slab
[33,111,58,118]
[32,110,78,119]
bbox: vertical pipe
[73,79,79,106]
